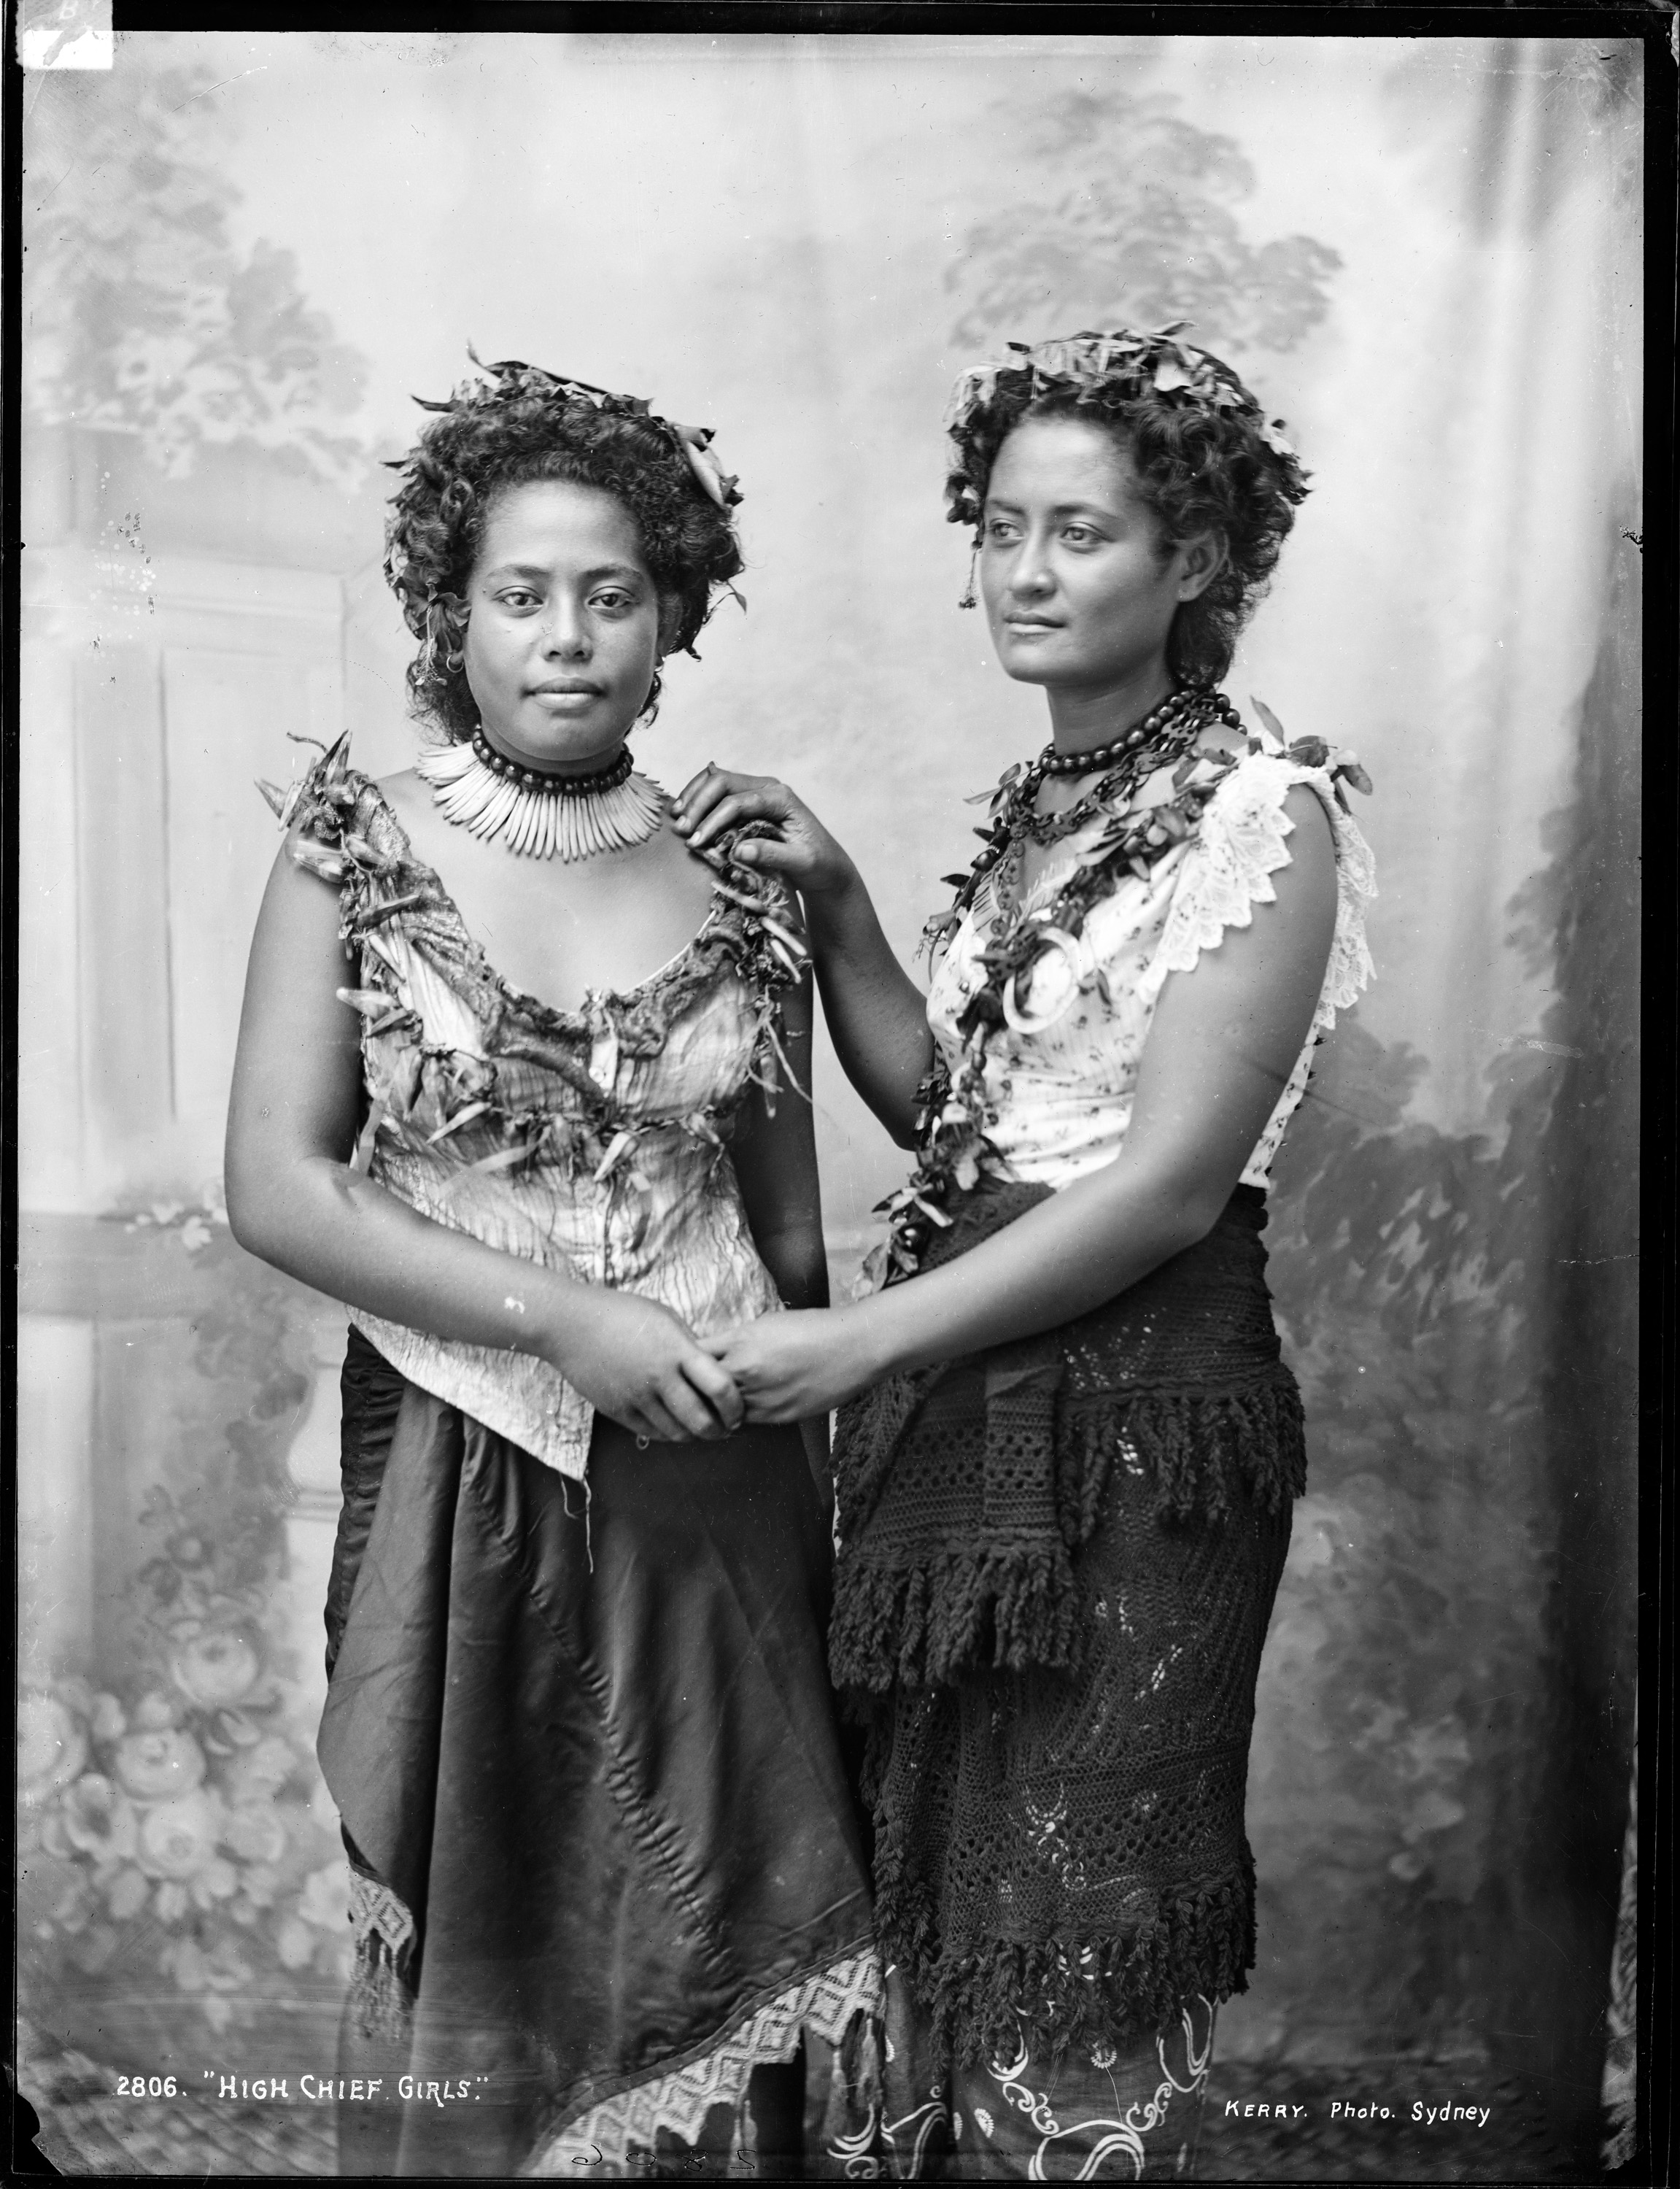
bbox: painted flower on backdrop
[171,1627,262,1711]
[23,1483,349,2026]
[112,1726,208,1802]
[137,1791,236,1890]
[56,1775,138,1867]
[276,1864,354,1972]
[222,1804,289,1866]
[222,1735,300,1807]
[18,1694,89,1803]
[120,1178,230,1254]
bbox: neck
[476,725,629,779]
[1044,663,1177,755]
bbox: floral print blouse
[284,737,806,1480]
[924,726,1377,1194]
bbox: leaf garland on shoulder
[273,736,810,1195]
[859,712,1371,1292]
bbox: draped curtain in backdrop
[15,33,1640,2169]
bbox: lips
[1004,618,1062,631]
[530,681,603,696]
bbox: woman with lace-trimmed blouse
[224,359,880,2178]
[675,330,1375,2180]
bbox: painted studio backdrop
[17,32,1641,2178]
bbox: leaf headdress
[382,349,747,733]
[398,348,743,511]
[942,324,1305,533]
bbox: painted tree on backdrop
[24,49,365,481]
[947,88,1342,354]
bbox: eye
[498,587,540,610]
[1061,524,1099,546]
[592,588,634,613]
[984,517,1021,543]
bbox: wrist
[838,1294,903,1389]
[854,1271,951,1378]
[802,853,866,929]
[525,1267,608,1374]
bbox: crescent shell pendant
[1000,927,1086,1035]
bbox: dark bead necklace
[975,684,1241,907]
[468,726,635,797]
[1036,684,1242,779]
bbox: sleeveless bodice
[285,737,807,1478]
[924,728,1377,1193]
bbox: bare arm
[725,968,833,1502]
[224,842,743,1444]
[705,787,1340,1414]
[673,768,932,1146]
[729,970,829,1312]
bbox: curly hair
[383,356,745,741]
[943,329,1309,687]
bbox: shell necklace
[416,728,668,860]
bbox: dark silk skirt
[318,1329,875,2177]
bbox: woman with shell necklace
[676,330,1377,2180]
[225,359,880,2177]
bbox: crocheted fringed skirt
[837,1189,1301,2178]
[318,1330,880,2179]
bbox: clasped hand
[548,1289,747,1446]
[550,1289,874,1445]
[702,1308,878,1426]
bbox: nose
[539,596,590,658]
[1008,527,1056,602]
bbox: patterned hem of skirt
[829,1972,1216,2181]
[523,1945,886,2177]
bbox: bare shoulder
[372,766,465,880]
[1208,738,1337,860]
[1273,784,1339,941]
[661,813,731,915]
[375,766,427,819]
[1282,779,1336,852]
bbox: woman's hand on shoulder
[671,765,856,900]
[537,1286,746,1444]
[702,1306,882,1424]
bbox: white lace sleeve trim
[1135,747,1377,1029]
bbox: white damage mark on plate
[17,0,112,71]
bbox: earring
[958,539,980,611]
[640,664,665,723]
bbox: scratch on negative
[165,67,269,110]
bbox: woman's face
[979,414,1218,698]
[461,478,665,771]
